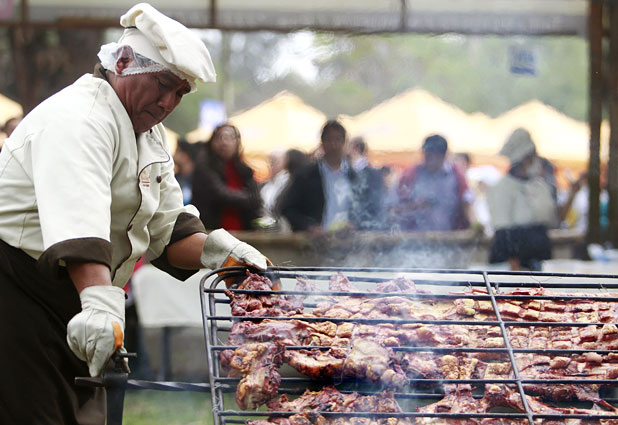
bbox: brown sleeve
[37,237,113,278]
[150,212,206,281]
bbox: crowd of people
[175,119,591,271]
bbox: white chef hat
[97,3,216,93]
[499,128,536,164]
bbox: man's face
[424,151,446,172]
[113,71,191,133]
[321,128,346,162]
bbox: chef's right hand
[67,285,126,377]
[200,228,273,288]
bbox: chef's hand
[66,285,126,377]
[200,228,275,288]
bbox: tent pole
[608,0,618,246]
[588,0,603,244]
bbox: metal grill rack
[200,266,618,425]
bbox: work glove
[66,285,126,377]
[200,228,276,288]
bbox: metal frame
[200,266,618,425]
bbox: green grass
[122,391,256,425]
[122,390,214,425]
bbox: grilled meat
[249,411,327,425]
[229,274,618,326]
[415,384,618,424]
[223,273,618,412]
[268,386,404,413]
[416,384,484,424]
[284,339,408,388]
[483,384,618,422]
[221,342,284,410]
[329,273,357,293]
[252,388,412,425]
[228,319,339,347]
[225,272,303,317]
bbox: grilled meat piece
[416,384,484,424]
[483,384,618,420]
[268,387,349,412]
[223,342,284,410]
[508,323,618,352]
[283,348,345,379]
[284,339,408,388]
[225,272,303,317]
[329,273,357,293]
[416,384,618,424]
[268,386,404,413]
[375,277,421,293]
[514,351,608,402]
[228,319,338,346]
[249,411,327,425]
[255,388,412,425]
[479,287,618,328]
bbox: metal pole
[608,1,618,245]
[210,0,217,28]
[158,326,172,381]
[587,0,603,244]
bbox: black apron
[0,239,105,425]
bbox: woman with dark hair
[192,123,262,230]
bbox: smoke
[303,233,479,269]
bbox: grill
[202,266,618,425]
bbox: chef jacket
[0,67,205,287]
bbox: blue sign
[509,45,537,76]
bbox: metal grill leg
[104,369,128,425]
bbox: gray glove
[200,228,268,271]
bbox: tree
[2,27,102,113]
[302,33,587,120]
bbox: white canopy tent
[340,88,601,164]
[186,91,326,153]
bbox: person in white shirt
[488,128,558,270]
[260,148,290,218]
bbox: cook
[0,3,269,424]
